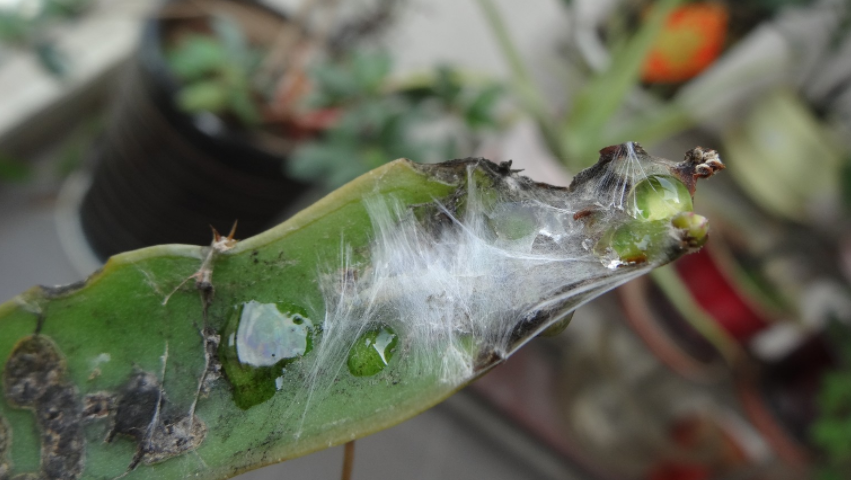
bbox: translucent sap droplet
[372,328,396,365]
[537,209,568,242]
[487,203,538,242]
[628,175,693,221]
[236,301,313,367]
[347,326,398,377]
[219,301,314,409]
[605,220,670,265]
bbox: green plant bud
[671,211,709,248]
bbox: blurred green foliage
[813,321,851,479]
[0,154,31,182]
[166,11,504,190]
[0,0,92,76]
[288,51,505,189]
[477,0,687,170]
[166,15,264,127]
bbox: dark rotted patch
[568,144,647,195]
[1,416,10,480]
[200,327,222,396]
[38,385,85,480]
[138,416,207,466]
[473,347,504,373]
[2,335,85,480]
[38,276,95,299]
[107,372,161,443]
[3,335,63,406]
[108,371,206,469]
[82,392,115,422]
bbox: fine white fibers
[309,152,668,390]
[600,142,650,211]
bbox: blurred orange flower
[642,3,728,84]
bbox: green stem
[605,103,693,147]
[562,0,685,168]
[475,0,564,160]
[475,0,532,88]
[650,266,741,367]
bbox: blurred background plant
[479,0,847,172]
[76,0,508,259]
[0,0,94,76]
[165,13,506,190]
[286,53,505,189]
[473,0,851,478]
[812,321,851,478]
[165,13,266,127]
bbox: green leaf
[167,35,230,81]
[842,158,851,213]
[350,50,392,95]
[0,11,35,43]
[34,41,70,77]
[475,0,562,160]
[177,80,231,114]
[433,66,463,104]
[288,142,356,183]
[722,89,844,223]
[210,14,249,68]
[227,83,261,127]
[0,146,717,479]
[43,0,92,17]
[562,0,685,166]
[306,50,394,108]
[464,83,504,129]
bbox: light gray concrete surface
[0,183,84,296]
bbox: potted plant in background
[79,0,506,260]
[80,0,318,259]
[286,53,506,189]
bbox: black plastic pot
[81,1,309,259]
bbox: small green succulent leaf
[177,80,231,114]
[463,83,504,130]
[167,35,231,81]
